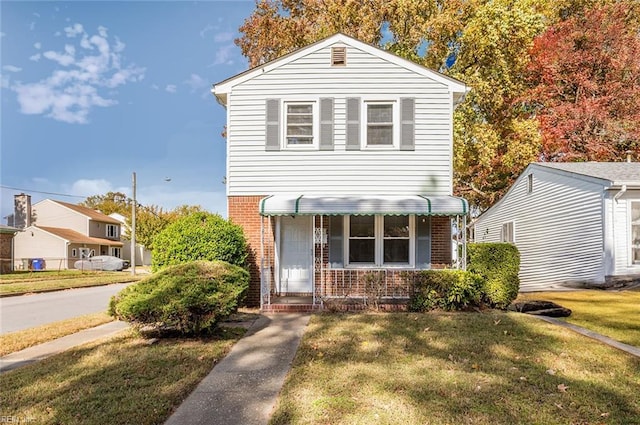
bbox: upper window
[106,224,119,238]
[285,102,315,147]
[366,103,394,147]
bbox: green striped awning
[259,195,468,216]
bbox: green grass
[271,312,640,425]
[0,270,142,295]
[0,312,114,356]
[518,289,640,347]
[0,327,245,425]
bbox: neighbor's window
[285,102,314,146]
[106,224,119,238]
[79,248,91,259]
[631,202,640,265]
[111,247,122,258]
[71,248,77,258]
[366,103,394,146]
[501,221,515,243]
[527,174,534,194]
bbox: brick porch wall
[228,196,274,307]
[431,216,453,266]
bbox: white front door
[280,216,313,293]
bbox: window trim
[106,224,119,239]
[501,221,515,243]
[343,215,415,268]
[282,100,319,150]
[630,201,640,266]
[361,99,399,150]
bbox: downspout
[613,185,627,203]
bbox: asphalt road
[0,283,131,334]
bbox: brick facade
[0,233,14,274]
[230,196,455,306]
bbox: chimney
[14,193,32,229]
[626,150,633,163]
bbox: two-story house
[214,33,469,309]
[12,194,124,270]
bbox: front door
[279,216,312,293]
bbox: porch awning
[259,195,468,216]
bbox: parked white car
[74,256,130,271]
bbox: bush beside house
[467,242,520,309]
[408,243,520,312]
[151,212,248,271]
[109,261,249,335]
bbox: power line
[0,185,86,199]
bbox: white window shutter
[400,98,415,151]
[265,98,280,151]
[346,97,360,150]
[319,98,334,150]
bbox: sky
[0,0,257,221]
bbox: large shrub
[408,270,484,312]
[109,260,249,335]
[151,212,247,271]
[467,243,520,309]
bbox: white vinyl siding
[609,190,640,275]
[474,165,605,291]
[225,43,453,196]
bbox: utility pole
[131,172,136,276]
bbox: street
[0,283,131,334]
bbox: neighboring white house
[214,33,470,308]
[108,213,152,266]
[473,162,640,291]
[12,196,123,270]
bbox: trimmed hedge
[467,242,520,309]
[151,212,247,271]
[109,260,249,335]
[408,270,484,312]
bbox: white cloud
[65,179,129,197]
[8,24,145,124]
[214,32,234,43]
[183,73,211,99]
[34,42,41,49]
[3,65,22,73]
[211,44,236,66]
[64,23,84,37]
[199,24,214,39]
[165,84,177,93]
[151,84,159,90]
[29,22,35,31]
[1,74,10,89]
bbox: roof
[213,33,469,105]
[37,226,124,246]
[534,162,640,187]
[50,200,122,224]
[259,194,468,216]
[0,224,20,235]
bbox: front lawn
[271,312,640,425]
[0,270,142,295]
[0,327,245,425]
[517,289,640,347]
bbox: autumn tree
[81,193,204,251]
[522,2,640,162]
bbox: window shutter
[319,98,334,151]
[400,97,415,151]
[265,98,280,151]
[346,97,360,150]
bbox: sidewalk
[0,321,129,373]
[164,313,311,425]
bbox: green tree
[80,191,131,216]
[152,212,248,271]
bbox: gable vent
[331,47,346,66]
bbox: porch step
[261,303,320,313]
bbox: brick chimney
[14,193,32,229]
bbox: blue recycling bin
[31,258,46,271]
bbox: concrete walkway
[536,316,640,358]
[0,321,130,373]
[164,313,310,425]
